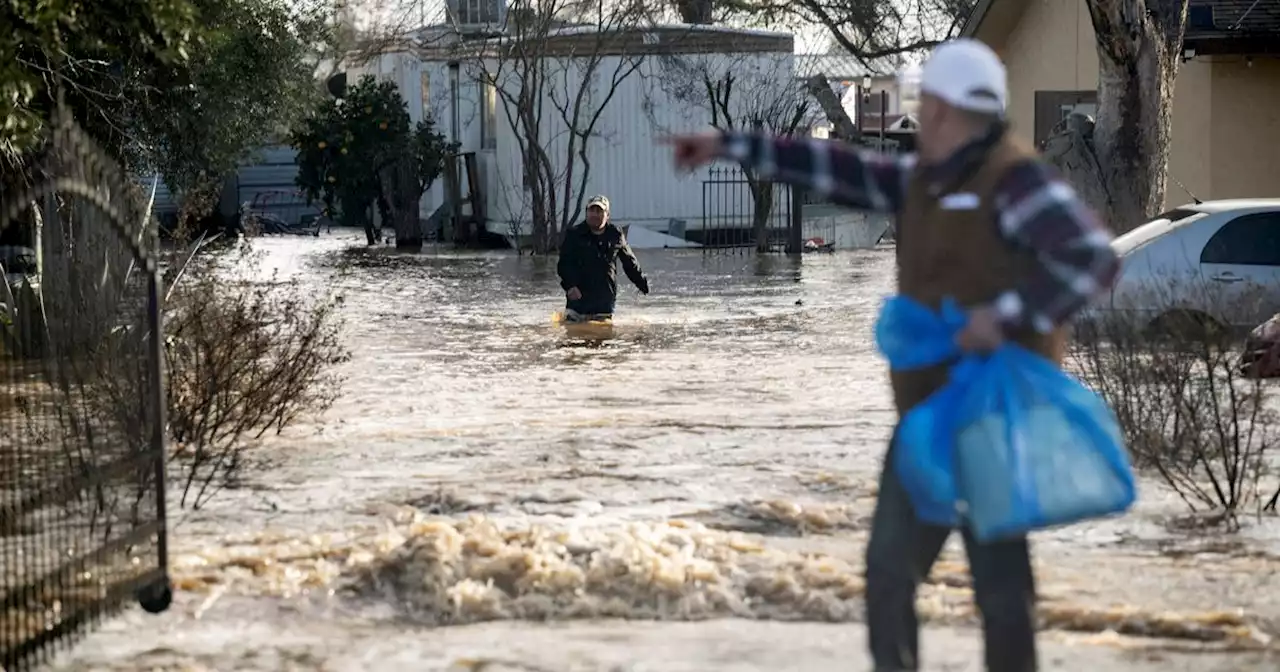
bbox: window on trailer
[420,71,431,122]
[481,80,497,150]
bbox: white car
[1090,199,1280,335]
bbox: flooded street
[53,234,1279,670]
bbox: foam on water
[168,510,1271,649]
[34,238,1280,668]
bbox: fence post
[786,185,805,255]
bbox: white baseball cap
[919,39,1007,115]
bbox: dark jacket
[557,222,648,315]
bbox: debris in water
[168,517,1274,648]
[1038,604,1267,646]
[689,500,865,536]
[344,516,867,624]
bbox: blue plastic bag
[891,357,982,527]
[874,296,1137,541]
[874,296,968,370]
[947,347,1135,541]
[874,296,969,526]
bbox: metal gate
[1,115,172,670]
[240,189,324,236]
[700,166,794,253]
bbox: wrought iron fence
[0,115,172,671]
[700,165,795,253]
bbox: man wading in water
[557,195,650,322]
[661,39,1120,671]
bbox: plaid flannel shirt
[719,128,1120,334]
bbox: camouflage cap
[586,195,610,213]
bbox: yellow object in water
[551,311,615,338]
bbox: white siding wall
[226,52,436,227]
[418,60,488,219]
[131,174,180,215]
[131,173,238,221]
[235,145,321,224]
[348,52,427,124]
[348,52,449,219]
[480,49,797,236]
[301,44,799,237]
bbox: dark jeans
[566,296,616,317]
[865,438,1038,672]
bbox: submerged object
[552,311,615,340]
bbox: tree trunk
[750,180,774,253]
[367,199,384,245]
[805,74,860,141]
[340,197,377,245]
[380,156,424,251]
[1042,114,1111,216]
[529,187,552,255]
[526,151,560,255]
[376,193,391,237]
[1046,0,1186,234]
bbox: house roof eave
[960,0,998,38]
[959,0,1028,47]
[1183,32,1280,56]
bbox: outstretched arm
[617,235,649,294]
[990,159,1121,334]
[718,132,914,213]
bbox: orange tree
[291,75,454,246]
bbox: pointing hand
[658,131,723,172]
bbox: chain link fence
[1,115,172,671]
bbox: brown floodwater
[48,233,1280,670]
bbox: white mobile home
[483,26,796,242]
[245,19,887,248]
[410,24,803,246]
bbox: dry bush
[10,203,351,512]
[162,239,350,509]
[1070,278,1280,525]
[5,213,347,550]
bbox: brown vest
[889,134,1067,415]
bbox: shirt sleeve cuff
[994,290,1057,334]
[993,291,1026,334]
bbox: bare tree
[463,0,652,254]
[1071,277,1280,526]
[647,52,813,251]
[726,0,974,64]
[1042,1,1188,234]
[803,72,860,141]
[654,1,862,142]
[724,0,1184,235]
[719,0,969,148]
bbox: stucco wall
[1209,57,1280,200]
[979,0,1279,214]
